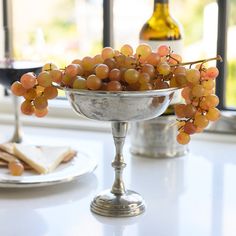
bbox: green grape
[206,108,220,121]
[120,44,133,56]
[124,69,139,84]
[86,75,102,90]
[186,69,200,84]
[157,62,171,76]
[82,56,95,71]
[101,47,115,60]
[95,64,109,79]
[136,43,152,60]
[73,77,87,89]
[194,114,209,128]
[146,52,160,66]
[192,84,205,97]
[37,71,52,87]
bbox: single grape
[186,69,200,84]
[115,54,126,67]
[61,74,75,87]
[185,104,197,118]
[71,59,83,66]
[33,96,48,110]
[35,107,48,117]
[8,160,24,176]
[157,62,171,76]
[101,47,115,60]
[11,81,27,96]
[49,69,63,84]
[206,67,219,78]
[86,75,102,90]
[173,66,186,75]
[138,73,150,84]
[139,82,152,91]
[120,44,133,56]
[174,104,186,118]
[95,64,109,79]
[157,45,170,57]
[82,56,95,71]
[168,53,182,65]
[136,44,152,60]
[107,81,122,91]
[194,114,209,128]
[104,58,117,70]
[124,69,139,84]
[109,69,121,81]
[154,80,169,89]
[37,71,52,87]
[21,100,35,115]
[146,52,160,66]
[206,108,220,121]
[205,94,219,108]
[73,77,87,89]
[124,56,136,69]
[42,62,58,71]
[141,64,155,78]
[175,73,187,87]
[20,72,37,89]
[184,122,197,135]
[93,54,104,64]
[202,80,215,90]
[44,86,58,99]
[192,84,205,97]
[23,88,37,100]
[177,132,190,145]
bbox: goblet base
[90,189,145,217]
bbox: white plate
[0,151,97,188]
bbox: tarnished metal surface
[130,116,188,158]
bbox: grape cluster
[175,63,220,144]
[11,43,222,144]
[11,63,59,117]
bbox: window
[1,0,234,111]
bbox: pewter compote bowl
[61,86,178,217]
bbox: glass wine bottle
[139,0,183,54]
[130,0,188,158]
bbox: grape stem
[170,55,223,67]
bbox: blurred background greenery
[10,0,236,108]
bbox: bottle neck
[154,0,170,15]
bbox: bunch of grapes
[11,43,222,144]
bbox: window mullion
[216,0,228,110]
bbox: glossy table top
[0,124,236,236]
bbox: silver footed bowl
[59,86,178,121]
[58,85,179,218]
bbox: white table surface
[0,123,236,236]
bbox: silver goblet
[59,86,178,217]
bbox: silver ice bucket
[130,115,188,158]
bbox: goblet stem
[10,95,23,143]
[111,121,128,195]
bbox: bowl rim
[54,84,180,98]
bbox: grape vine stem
[170,55,223,67]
